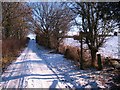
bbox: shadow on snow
[1,40,101,89]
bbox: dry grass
[58,44,113,69]
[1,38,29,72]
[58,44,93,69]
[36,35,112,69]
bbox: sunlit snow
[0,39,113,88]
[27,33,36,40]
[64,31,119,59]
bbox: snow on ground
[0,39,113,89]
[64,38,80,47]
[27,33,36,40]
[64,36,119,59]
[99,36,119,59]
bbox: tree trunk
[46,35,51,48]
[91,50,97,67]
[80,36,84,70]
[56,37,60,53]
[97,54,102,70]
[56,42,59,52]
[5,27,9,39]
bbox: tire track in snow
[18,48,29,88]
[36,46,74,89]
[1,40,78,88]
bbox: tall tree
[32,2,74,49]
[70,2,116,67]
[2,2,32,39]
[32,2,55,48]
[49,4,74,51]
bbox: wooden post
[105,57,109,65]
[79,31,83,70]
[97,53,102,70]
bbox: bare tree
[2,2,32,39]
[50,4,74,51]
[32,2,55,48]
[32,2,74,49]
[70,2,115,67]
[2,2,32,71]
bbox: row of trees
[31,2,75,51]
[32,2,119,68]
[2,2,32,71]
[2,2,32,40]
[2,2,119,69]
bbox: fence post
[97,53,102,70]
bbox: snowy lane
[1,40,68,88]
[1,40,112,89]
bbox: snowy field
[64,36,119,59]
[0,39,114,89]
[99,36,119,59]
